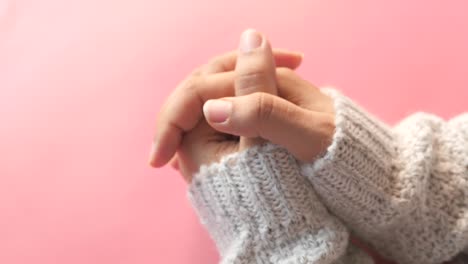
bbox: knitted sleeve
[188,143,374,264]
[301,88,468,264]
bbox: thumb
[203,93,335,162]
[235,29,277,149]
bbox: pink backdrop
[1,0,467,263]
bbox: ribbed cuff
[300,88,468,264]
[301,88,401,230]
[189,143,350,263]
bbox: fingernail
[204,100,232,123]
[240,29,263,53]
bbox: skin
[149,29,397,264]
[149,47,304,170]
[149,29,335,181]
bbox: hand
[149,29,336,179]
[150,29,303,181]
[202,66,336,162]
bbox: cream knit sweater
[188,89,468,264]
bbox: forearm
[301,88,468,264]
[189,144,373,263]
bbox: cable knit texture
[302,88,468,264]
[188,144,373,264]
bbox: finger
[203,93,335,162]
[234,29,277,149]
[149,62,302,168]
[168,155,179,171]
[148,68,317,166]
[235,29,277,95]
[149,73,234,167]
[203,49,304,74]
[275,67,335,114]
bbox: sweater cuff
[301,88,400,229]
[188,143,350,263]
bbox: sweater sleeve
[300,88,468,264]
[188,143,374,264]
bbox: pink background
[1,0,467,263]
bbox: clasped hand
[149,29,335,182]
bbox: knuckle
[205,52,232,73]
[183,75,203,93]
[207,54,223,66]
[255,92,275,124]
[276,67,294,78]
[235,71,270,92]
[206,59,223,73]
[276,67,297,85]
[178,75,207,104]
[190,66,204,76]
